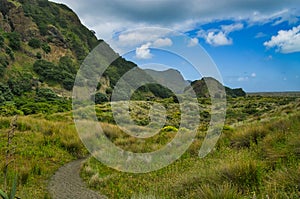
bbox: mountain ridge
[0,0,245,116]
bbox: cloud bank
[264,25,300,53]
[51,0,300,40]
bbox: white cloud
[135,42,152,59]
[187,38,199,47]
[264,25,300,53]
[251,73,257,77]
[197,23,243,46]
[134,37,173,59]
[255,32,267,38]
[221,23,244,33]
[116,28,173,47]
[237,76,249,82]
[153,38,173,47]
[51,0,300,41]
[199,31,232,46]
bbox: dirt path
[48,159,107,199]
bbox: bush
[36,88,58,101]
[36,52,42,59]
[59,56,77,74]
[0,35,4,48]
[62,78,74,91]
[7,74,34,96]
[0,83,13,103]
[7,32,21,50]
[5,47,14,60]
[93,92,109,104]
[42,43,51,54]
[28,38,41,49]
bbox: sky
[51,0,300,92]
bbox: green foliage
[0,115,86,198]
[36,52,42,59]
[62,78,74,91]
[7,73,34,96]
[58,56,77,74]
[0,83,13,104]
[41,42,51,54]
[7,32,21,51]
[0,35,4,48]
[5,47,14,60]
[22,0,99,62]
[226,87,246,97]
[0,189,9,199]
[93,92,109,104]
[33,59,75,89]
[104,57,137,87]
[36,88,58,101]
[147,83,174,99]
[0,54,9,77]
[28,38,41,49]
[0,102,22,116]
[33,59,55,80]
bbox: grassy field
[0,95,299,198]
[0,115,86,198]
[81,96,300,198]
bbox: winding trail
[48,159,107,199]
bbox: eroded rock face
[0,12,12,32]
[47,25,68,48]
[8,6,39,40]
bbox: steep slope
[143,69,189,94]
[186,77,246,98]
[0,0,138,115]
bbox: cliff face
[0,0,39,39]
[0,0,100,63]
[0,0,139,106]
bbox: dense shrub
[0,83,13,103]
[62,78,74,91]
[59,56,77,74]
[7,74,34,96]
[36,88,58,101]
[5,47,14,59]
[33,59,75,90]
[0,35,4,48]
[7,32,21,50]
[93,92,109,104]
[42,43,51,53]
[28,38,42,49]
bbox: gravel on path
[48,159,107,199]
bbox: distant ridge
[247,92,300,97]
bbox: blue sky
[51,0,300,92]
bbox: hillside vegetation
[81,97,300,198]
[0,1,299,199]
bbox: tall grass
[0,115,86,198]
[81,111,300,198]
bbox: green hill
[0,0,140,115]
[186,77,246,98]
[0,0,245,117]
